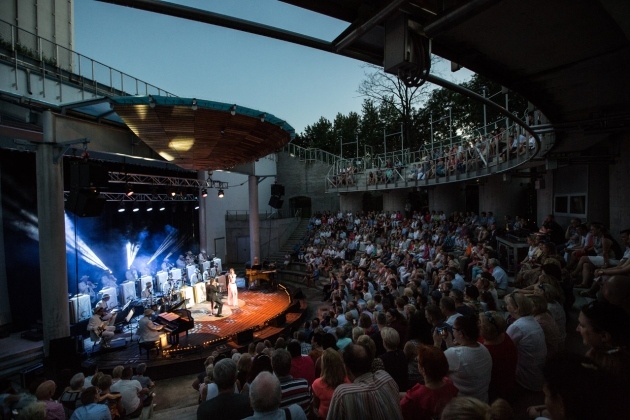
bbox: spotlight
[159,202,166,211]
[201,188,208,198]
[118,202,126,213]
[191,98,198,111]
[195,204,200,210]
[218,189,224,198]
[170,188,177,197]
[126,184,134,197]
[132,201,140,212]
[230,104,236,116]
[146,202,153,212]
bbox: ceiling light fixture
[191,98,198,111]
[126,183,134,197]
[201,188,208,198]
[218,189,224,198]
[118,202,125,213]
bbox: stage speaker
[271,184,285,196]
[236,329,254,345]
[69,162,110,189]
[269,312,286,327]
[49,336,77,362]
[65,188,106,217]
[269,195,283,209]
[292,287,305,300]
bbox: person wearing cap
[95,294,116,325]
[138,308,164,343]
[141,281,153,299]
[88,306,115,348]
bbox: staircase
[267,218,311,264]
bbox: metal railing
[225,208,301,221]
[283,143,342,166]
[0,18,176,98]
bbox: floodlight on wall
[146,202,153,212]
[230,104,236,116]
[218,189,224,198]
[118,201,126,213]
[191,98,198,111]
[201,188,208,198]
[132,201,140,212]
[159,201,166,211]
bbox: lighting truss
[108,172,229,189]
[63,192,197,202]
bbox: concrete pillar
[37,111,70,355]
[198,170,207,252]
[249,175,260,262]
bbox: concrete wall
[609,132,630,235]
[383,188,410,212]
[225,217,295,264]
[536,171,554,227]
[340,193,363,213]
[276,152,339,215]
[428,182,464,215]
[478,174,531,223]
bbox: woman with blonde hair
[441,396,513,420]
[528,294,560,357]
[311,348,350,419]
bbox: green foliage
[297,69,529,156]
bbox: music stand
[124,308,135,343]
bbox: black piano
[246,269,276,290]
[155,308,194,345]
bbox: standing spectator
[311,348,350,419]
[327,343,403,419]
[243,372,306,420]
[399,345,458,420]
[197,359,253,420]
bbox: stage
[82,287,304,379]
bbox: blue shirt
[492,266,509,290]
[70,403,111,420]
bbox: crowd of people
[0,363,156,419]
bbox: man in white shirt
[110,367,152,417]
[440,297,463,326]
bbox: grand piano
[246,268,276,290]
[155,308,194,345]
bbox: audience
[197,358,253,420]
[310,348,350,419]
[243,372,306,420]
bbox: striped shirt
[327,370,402,420]
[278,376,312,416]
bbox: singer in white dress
[227,268,238,306]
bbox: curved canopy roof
[110,96,295,171]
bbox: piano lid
[158,312,180,322]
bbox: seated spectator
[243,372,306,420]
[529,294,560,357]
[59,373,85,417]
[433,314,492,402]
[400,345,458,420]
[377,327,409,392]
[96,374,124,420]
[504,292,547,392]
[69,386,110,420]
[327,343,403,419]
[601,275,630,313]
[110,367,152,418]
[478,311,517,402]
[287,340,316,386]
[440,297,462,326]
[441,396,513,420]
[35,380,65,420]
[131,364,154,390]
[270,349,312,417]
[197,359,253,420]
[335,327,352,351]
[192,356,215,393]
[577,300,630,384]
[311,348,350,419]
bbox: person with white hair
[138,309,163,343]
[242,371,306,420]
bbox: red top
[400,377,458,420]
[480,334,518,400]
[290,355,316,386]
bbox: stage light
[195,204,200,210]
[132,202,140,212]
[170,188,177,197]
[218,189,224,198]
[191,98,198,111]
[126,184,134,197]
[201,188,208,198]
[159,202,166,211]
[118,202,125,213]
[146,202,153,212]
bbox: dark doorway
[289,196,312,218]
[465,185,479,214]
[362,192,383,212]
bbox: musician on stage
[227,268,238,306]
[207,278,223,317]
[78,275,96,303]
[190,268,202,285]
[203,268,211,282]
[138,308,164,343]
[141,281,153,299]
[95,294,116,325]
[88,307,115,348]
[101,271,118,289]
[198,250,208,263]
